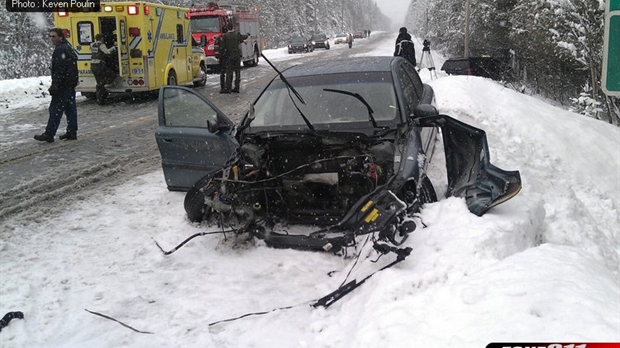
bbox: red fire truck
[188,1,261,71]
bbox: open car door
[155,86,238,191]
[417,114,522,216]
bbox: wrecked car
[154,56,522,253]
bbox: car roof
[282,56,397,78]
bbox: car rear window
[250,72,399,128]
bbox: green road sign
[603,0,620,96]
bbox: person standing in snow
[34,28,79,142]
[394,27,416,67]
[220,23,248,93]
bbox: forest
[0,0,617,124]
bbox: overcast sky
[376,0,411,28]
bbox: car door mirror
[207,119,220,133]
[412,104,439,118]
[200,35,207,46]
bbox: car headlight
[303,44,306,47]
[288,44,291,48]
[311,41,316,45]
[324,40,328,44]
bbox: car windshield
[250,72,399,128]
[190,16,220,33]
[336,33,347,38]
[290,37,306,43]
[311,34,326,41]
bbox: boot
[34,133,54,143]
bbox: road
[0,33,389,225]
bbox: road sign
[602,0,620,96]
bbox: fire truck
[188,1,261,71]
[54,2,207,104]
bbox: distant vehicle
[288,36,313,54]
[334,33,349,44]
[154,56,522,253]
[309,33,330,50]
[188,2,261,70]
[353,31,365,39]
[441,57,506,80]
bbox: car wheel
[252,48,259,66]
[399,176,437,215]
[193,64,207,87]
[167,70,177,86]
[184,171,219,223]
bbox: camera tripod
[418,40,437,79]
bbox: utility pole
[314,3,318,33]
[464,0,471,57]
[341,2,344,32]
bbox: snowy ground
[0,33,619,347]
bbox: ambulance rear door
[116,16,129,76]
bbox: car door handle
[162,138,173,142]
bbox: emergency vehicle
[188,1,261,70]
[54,2,207,104]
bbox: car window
[162,88,218,128]
[396,64,422,113]
[251,72,399,128]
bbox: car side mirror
[412,104,439,118]
[200,35,207,46]
[207,119,220,133]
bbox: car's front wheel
[399,176,437,215]
[184,171,219,223]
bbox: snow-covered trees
[406,0,618,124]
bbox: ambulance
[54,2,207,104]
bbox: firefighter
[217,25,228,93]
[90,34,117,96]
[220,23,248,93]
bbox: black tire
[193,64,207,87]
[82,92,95,99]
[184,171,219,223]
[167,70,177,86]
[399,176,437,214]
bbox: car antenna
[323,88,379,128]
[260,53,315,131]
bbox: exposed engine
[206,133,397,226]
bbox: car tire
[193,64,207,87]
[399,176,437,214]
[167,70,177,86]
[184,171,219,223]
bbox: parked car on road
[309,33,330,50]
[154,56,522,252]
[288,36,314,54]
[353,31,365,39]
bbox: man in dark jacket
[220,23,248,93]
[35,28,79,142]
[394,27,416,67]
[216,26,228,93]
[90,33,117,96]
